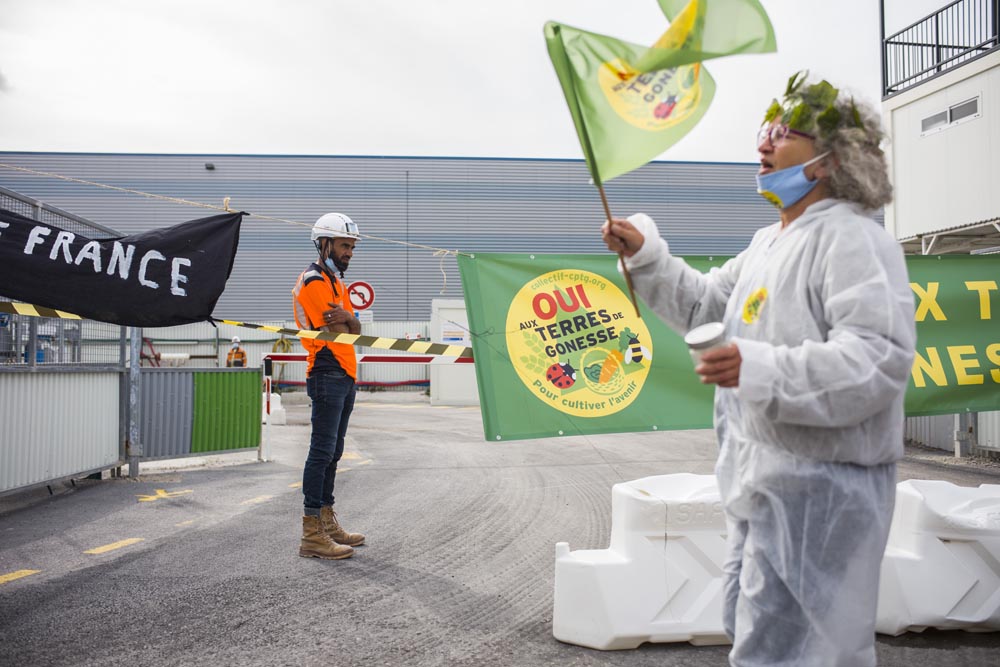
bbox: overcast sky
[0,0,938,164]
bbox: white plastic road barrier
[553,473,729,649]
[876,480,1000,635]
[554,474,1000,650]
[262,392,286,426]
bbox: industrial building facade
[0,153,778,322]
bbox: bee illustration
[624,334,651,365]
[546,361,577,389]
[654,94,677,120]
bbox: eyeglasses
[757,124,816,147]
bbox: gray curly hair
[765,72,892,210]
[813,97,893,210]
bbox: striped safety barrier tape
[0,301,82,319]
[266,353,474,364]
[216,319,474,359]
[0,302,474,359]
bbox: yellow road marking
[337,460,371,475]
[85,538,144,555]
[175,520,195,527]
[241,495,273,506]
[0,569,40,585]
[137,489,193,502]
[341,452,363,461]
[288,482,302,488]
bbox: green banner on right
[906,255,1000,416]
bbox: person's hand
[695,343,741,388]
[323,303,350,325]
[601,217,644,258]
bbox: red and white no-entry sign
[347,281,375,310]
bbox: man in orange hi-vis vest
[292,212,366,560]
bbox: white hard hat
[311,212,360,243]
[232,336,240,344]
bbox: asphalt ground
[1,391,999,667]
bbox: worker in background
[292,212,365,560]
[226,336,247,367]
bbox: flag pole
[597,185,641,318]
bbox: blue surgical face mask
[324,256,348,275]
[755,152,830,209]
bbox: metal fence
[883,0,1000,96]
[139,368,261,461]
[0,187,129,494]
[1,185,126,368]
[1,186,267,493]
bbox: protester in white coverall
[602,72,916,667]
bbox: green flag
[544,0,776,185]
[544,20,715,185]
[638,0,777,70]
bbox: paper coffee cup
[684,322,727,366]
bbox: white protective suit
[623,199,916,667]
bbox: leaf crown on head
[762,71,864,138]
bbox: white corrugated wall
[905,411,1000,453]
[0,372,120,493]
[905,415,956,451]
[977,411,1000,451]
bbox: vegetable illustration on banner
[506,270,652,417]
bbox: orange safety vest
[292,263,357,379]
[227,347,247,367]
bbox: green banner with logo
[458,253,1000,442]
[458,253,724,441]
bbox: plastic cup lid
[684,322,726,348]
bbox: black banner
[0,207,242,327]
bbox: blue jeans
[303,370,356,510]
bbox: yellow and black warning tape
[0,303,473,358]
[214,319,473,358]
[0,301,82,320]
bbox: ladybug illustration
[654,95,677,120]
[546,361,577,389]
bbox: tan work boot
[320,505,365,546]
[299,515,354,559]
